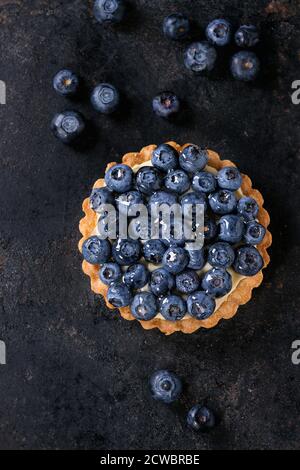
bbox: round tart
[79,142,272,335]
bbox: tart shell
[79,142,272,335]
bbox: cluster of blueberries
[82,143,266,321]
[150,369,216,432]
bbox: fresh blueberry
[206,19,232,46]
[131,292,157,320]
[91,83,120,114]
[160,295,187,321]
[202,267,232,298]
[152,92,180,118]
[164,169,190,194]
[151,144,179,172]
[235,25,259,48]
[163,247,189,274]
[105,164,133,193]
[208,242,235,268]
[51,110,85,144]
[204,216,217,241]
[185,245,206,270]
[230,51,260,82]
[176,270,200,294]
[209,189,237,214]
[90,187,115,213]
[218,214,244,244]
[135,166,162,195]
[53,69,79,96]
[150,370,182,403]
[150,268,175,296]
[237,196,259,221]
[99,262,122,285]
[192,171,217,194]
[148,191,178,213]
[180,191,207,212]
[179,145,208,173]
[82,236,111,265]
[143,240,166,264]
[244,221,266,245]
[184,41,217,73]
[187,291,216,320]
[116,190,144,216]
[217,166,242,191]
[112,238,141,265]
[93,0,125,24]
[233,246,263,276]
[123,263,149,289]
[187,405,216,432]
[107,281,132,308]
[163,13,190,40]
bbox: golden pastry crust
[79,142,272,335]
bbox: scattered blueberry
[90,187,115,213]
[112,238,141,265]
[82,236,111,265]
[93,0,126,24]
[218,214,244,244]
[150,370,182,403]
[202,267,232,297]
[184,41,217,73]
[233,246,263,276]
[151,144,179,172]
[208,242,235,268]
[192,171,217,194]
[99,262,122,285]
[176,269,200,294]
[164,169,190,194]
[105,164,133,193]
[237,196,259,221]
[148,191,178,212]
[51,110,85,144]
[187,291,216,320]
[116,190,144,216]
[123,263,149,289]
[230,51,260,81]
[143,239,166,264]
[135,166,163,195]
[131,292,157,320]
[179,145,208,173]
[209,189,237,214]
[163,247,189,274]
[150,268,175,296]
[206,19,232,46]
[235,25,259,48]
[180,191,207,212]
[152,92,180,118]
[217,166,242,191]
[185,245,206,270]
[91,83,120,114]
[163,13,190,40]
[53,69,79,96]
[107,281,132,308]
[187,405,216,432]
[244,221,266,245]
[160,295,187,321]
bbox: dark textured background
[0,0,299,450]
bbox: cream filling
[94,160,246,320]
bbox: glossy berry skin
[90,187,114,213]
[150,370,182,403]
[143,240,166,264]
[235,25,259,48]
[112,238,141,266]
[185,245,206,270]
[179,145,208,173]
[187,405,216,432]
[53,69,79,96]
[163,247,189,274]
[131,292,157,320]
[180,191,207,212]
[204,216,217,241]
[233,246,263,276]
[151,144,179,172]
[209,189,237,215]
[184,41,217,73]
[116,190,144,216]
[217,166,242,191]
[51,110,85,144]
[123,263,149,289]
[192,171,216,194]
[93,0,125,24]
[244,221,266,245]
[160,295,187,321]
[148,191,177,212]
[208,242,235,269]
[105,164,133,193]
[202,267,232,298]
[237,196,259,221]
[82,236,111,265]
[176,270,200,294]
[150,268,175,297]
[135,166,162,195]
[128,215,151,240]
[206,19,232,46]
[187,291,216,320]
[231,51,260,82]
[163,13,190,41]
[152,92,180,118]
[218,215,244,244]
[164,169,190,194]
[107,281,132,308]
[91,83,119,114]
[99,262,122,285]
